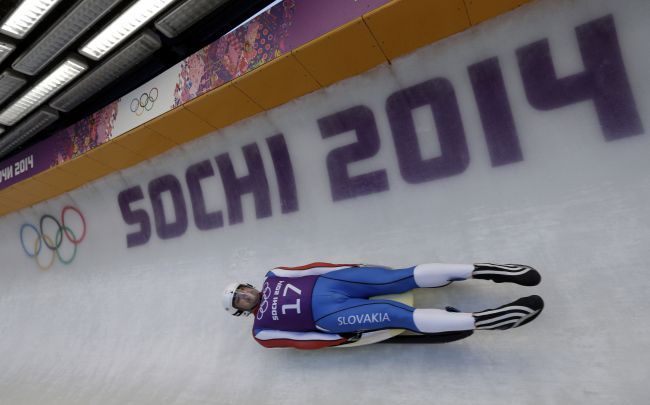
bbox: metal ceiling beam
[51,30,161,112]
[0,106,58,159]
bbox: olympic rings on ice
[130,87,158,116]
[20,206,86,270]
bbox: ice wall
[1,0,649,403]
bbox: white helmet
[223,282,255,316]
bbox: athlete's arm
[253,328,358,350]
[268,262,360,278]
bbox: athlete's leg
[411,295,543,333]
[314,298,475,334]
[319,264,474,298]
[314,295,544,334]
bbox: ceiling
[0,0,274,161]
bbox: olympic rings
[19,206,86,270]
[256,282,272,320]
[130,87,158,116]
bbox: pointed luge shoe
[473,295,544,330]
[472,263,541,286]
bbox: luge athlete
[223,262,544,349]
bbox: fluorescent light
[155,0,227,38]
[0,107,58,159]
[0,70,27,105]
[13,0,122,75]
[0,0,62,39]
[0,39,16,64]
[0,59,86,126]
[80,0,175,60]
[51,30,161,112]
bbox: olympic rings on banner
[130,87,158,116]
[19,206,86,270]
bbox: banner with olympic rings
[19,206,87,270]
[130,88,159,117]
[0,0,390,192]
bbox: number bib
[253,276,318,332]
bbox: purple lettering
[516,14,643,140]
[386,78,469,183]
[118,186,151,248]
[468,57,523,166]
[215,143,272,225]
[318,105,388,201]
[185,160,223,230]
[266,134,298,214]
[148,174,188,239]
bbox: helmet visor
[233,285,259,311]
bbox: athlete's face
[233,285,260,311]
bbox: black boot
[472,263,541,286]
[473,295,544,330]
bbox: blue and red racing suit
[252,262,474,349]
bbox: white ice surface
[1,0,650,403]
